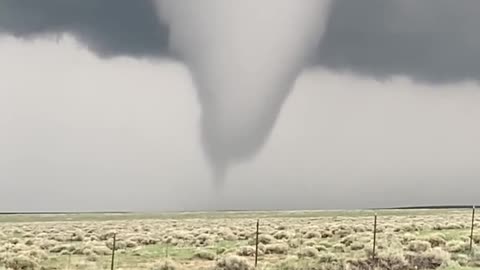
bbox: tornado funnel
[156,0,332,184]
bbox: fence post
[67,234,73,270]
[110,233,116,270]
[255,219,260,268]
[470,205,476,251]
[5,244,9,265]
[372,213,377,262]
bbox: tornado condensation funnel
[155,0,332,184]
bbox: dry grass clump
[332,243,345,253]
[72,245,91,255]
[472,234,480,244]
[214,255,254,270]
[287,238,301,249]
[258,243,267,254]
[10,244,28,254]
[349,242,365,251]
[194,249,216,260]
[275,257,306,270]
[99,231,116,241]
[421,233,446,247]
[470,248,480,267]
[445,240,469,253]
[125,239,138,248]
[38,239,56,251]
[277,256,345,270]
[140,237,159,246]
[375,250,409,270]
[321,231,333,239]
[349,249,408,270]
[318,241,332,249]
[258,234,274,245]
[218,228,237,241]
[173,230,193,241]
[406,247,450,269]
[25,249,48,261]
[24,239,34,246]
[216,247,228,256]
[50,234,71,242]
[304,231,320,239]
[333,229,352,238]
[194,233,214,247]
[352,225,366,233]
[304,240,317,247]
[274,230,290,240]
[340,234,366,247]
[151,259,182,270]
[70,230,84,242]
[8,238,20,245]
[235,231,250,241]
[106,240,127,250]
[13,228,24,235]
[408,240,431,252]
[432,222,464,231]
[60,249,71,256]
[86,254,99,262]
[400,233,416,245]
[297,247,319,258]
[317,252,339,264]
[0,243,10,254]
[4,255,39,270]
[236,246,256,257]
[49,244,74,253]
[450,253,469,266]
[394,223,418,233]
[265,243,289,255]
[315,245,328,252]
[92,245,111,256]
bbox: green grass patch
[0,209,472,223]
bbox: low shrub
[214,255,254,270]
[297,247,319,258]
[265,243,289,255]
[193,249,216,260]
[151,259,182,270]
[408,240,431,252]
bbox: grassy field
[0,209,479,269]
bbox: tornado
[156,0,332,183]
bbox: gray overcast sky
[1,1,480,212]
[1,35,479,212]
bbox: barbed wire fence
[0,206,478,269]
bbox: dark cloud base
[2,0,479,83]
[0,0,170,59]
[317,0,480,84]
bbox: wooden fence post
[255,219,260,267]
[110,233,116,270]
[372,213,377,262]
[470,205,476,251]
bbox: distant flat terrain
[0,209,479,269]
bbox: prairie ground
[0,209,479,270]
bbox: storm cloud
[2,1,480,211]
[2,0,479,83]
[1,1,480,190]
[317,0,480,83]
[0,0,169,58]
